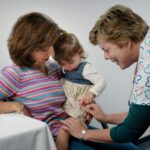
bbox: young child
[0,12,69,150]
[53,32,107,122]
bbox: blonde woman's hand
[61,117,87,139]
[85,103,106,122]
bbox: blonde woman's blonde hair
[89,4,149,47]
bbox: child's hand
[79,91,95,106]
[84,113,93,124]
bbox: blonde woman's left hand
[61,117,87,139]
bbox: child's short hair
[53,32,85,64]
[8,12,61,67]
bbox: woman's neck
[131,41,141,63]
[33,63,48,75]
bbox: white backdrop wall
[0,0,150,136]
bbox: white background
[0,0,150,136]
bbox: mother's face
[98,40,137,69]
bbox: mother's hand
[22,106,32,117]
[13,102,32,117]
[61,117,87,139]
[0,101,32,117]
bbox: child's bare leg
[56,128,70,150]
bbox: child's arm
[82,62,107,100]
[79,91,95,106]
[79,63,107,123]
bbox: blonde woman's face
[98,40,136,69]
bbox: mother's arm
[0,101,32,117]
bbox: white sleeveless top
[131,29,150,105]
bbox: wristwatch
[81,129,87,140]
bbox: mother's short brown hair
[8,12,61,67]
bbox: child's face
[32,47,53,66]
[59,53,81,71]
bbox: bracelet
[78,115,88,140]
[80,129,87,140]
